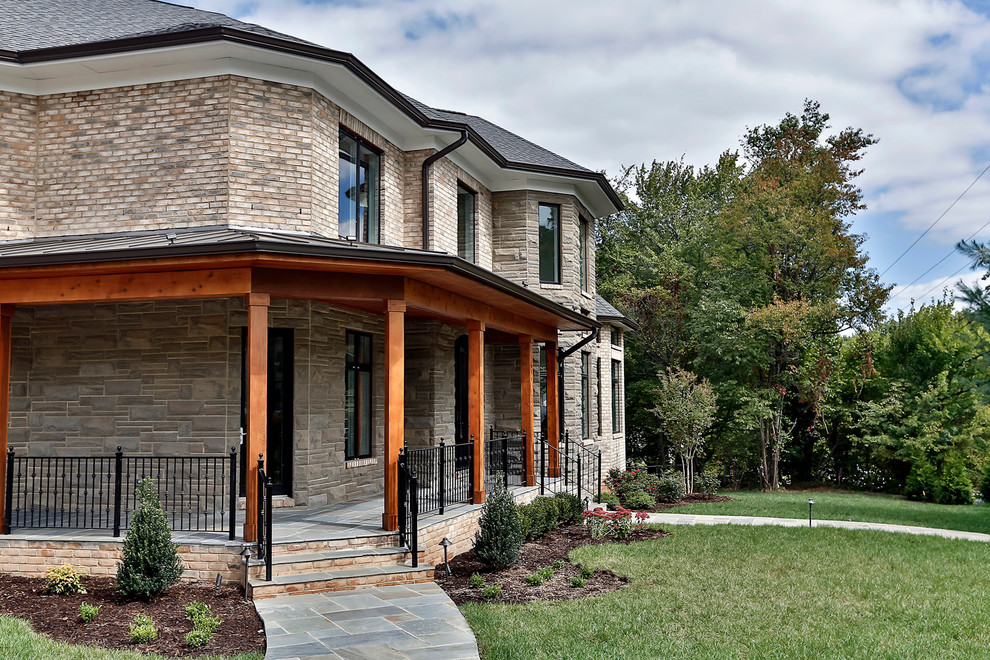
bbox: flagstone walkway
[642,512,990,542]
[255,583,480,660]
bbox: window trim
[457,181,477,263]
[538,202,562,285]
[338,127,382,244]
[345,329,375,460]
[581,351,590,440]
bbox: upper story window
[457,183,476,263]
[539,203,561,284]
[338,129,380,243]
[579,216,589,291]
[611,327,621,347]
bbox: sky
[188,0,990,316]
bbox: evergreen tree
[472,477,523,569]
[116,478,184,600]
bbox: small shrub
[569,576,587,588]
[468,573,485,589]
[185,629,212,647]
[935,458,974,505]
[531,497,563,536]
[79,602,100,623]
[129,615,158,643]
[523,566,554,586]
[553,493,583,525]
[580,565,595,579]
[599,493,621,510]
[43,564,89,595]
[116,478,184,600]
[695,469,721,496]
[654,471,685,503]
[583,506,650,540]
[473,478,524,569]
[481,584,501,600]
[624,490,655,510]
[518,502,546,542]
[552,560,565,570]
[606,468,663,502]
[184,600,210,620]
[904,460,937,502]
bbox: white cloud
[189,0,990,288]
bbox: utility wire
[879,160,990,278]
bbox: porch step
[248,564,436,599]
[248,545,425,579]
[270,533,399,554]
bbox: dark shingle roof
[0,0,314,52]
[596,294,638,330]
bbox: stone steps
[248,545,425,579]
[248,564,436,599]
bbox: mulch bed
[436,524,669,605]
[0,575,265,658]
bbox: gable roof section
[0,0,621,213]
[596,294,639,331]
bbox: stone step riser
[249,569,436,599]
[248,551,425,578]
[270,535,399,554]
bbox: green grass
[461,525,990,659]
[670,490,990,534]
[0,616,263,660]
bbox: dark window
[579,216,589,291]
[338,129,380,243]
[611,327,621,347]
[611,359,621,433]
[539,203,561,284]
[581,352,590,439]
[457,183,476,263]
[596,357,602,437]
[345,331,374,460]
[539,346,548,436]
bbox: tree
[472,477,523,569]
[116,478,184,600]
[651,367,717,494]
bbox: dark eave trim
[0,237,598,330]
[2,26,623,213]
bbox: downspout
[422,130,469,251]
[557,328,599,446]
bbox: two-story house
[0,0,633,542]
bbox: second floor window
[579,216,589,291]
[338,129,380,243]
[457,183,476,263]
[539,203,561,284]
[611,358,622,433]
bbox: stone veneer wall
[7,297,388,508]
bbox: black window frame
[538,202,562,285]
[581,351,590,439]
[611,358,621,433]
[338,128,382,244]
[345,330,374,460]
[611,327,621,347]
[596,357,602,437]
[457,181,477,263]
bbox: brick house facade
[0,0,633,539]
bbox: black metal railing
[403,438,474,516]
[536,431,602,502]
[397,454,419,568]
[5,447,237,538]
[485,428,525,490]
[256,454,273,582]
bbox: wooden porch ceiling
[0,253,586,341]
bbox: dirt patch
[0,575,265,658]
[436,524,669,605]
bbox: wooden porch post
[0,305,13,534]
[383,299,405,531]
[520,335,535,486]
[469,320,486,504]
[244,293,269,543]
[545,340,560,477]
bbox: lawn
[0,616,263,660]
[670,490,990,534]
[461,525,990,659]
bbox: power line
[879,160,990,278]
[901,259,973,309]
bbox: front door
[240,328,294,496]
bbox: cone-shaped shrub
[116,478,184,600]
[472,476,523,569]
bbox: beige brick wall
[0,91,37,240]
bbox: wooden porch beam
[469,320,486,504]
[0,305,13,534]
[520,335,535,487]
[383,299,405,531]
[253,269,405,303]
[545,340,560,478]
[244,293,269,543]
[0,269,252,306]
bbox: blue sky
[189,0,990,315]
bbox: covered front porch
[0,227,593,543]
